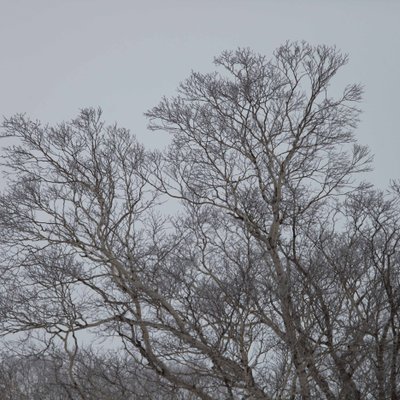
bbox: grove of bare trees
[0,42,398,399]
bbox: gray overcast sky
[0,0,399,187]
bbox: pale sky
[1,0,399,187]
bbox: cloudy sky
[1,1,399,187]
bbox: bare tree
[145,42,373,399]
[0,42,398,399]
[0,346,194,399]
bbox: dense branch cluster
[0,42,398,399]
